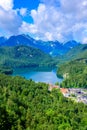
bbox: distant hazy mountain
[35,40,68,56]
[63,40,80,49]
[0,36,7,45]
[0,34,80,56]
[1,34,37,46]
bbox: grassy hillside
[0,74,87,130]
[0,45,56,68]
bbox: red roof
[60,88,68,94]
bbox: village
[49,84,87,104]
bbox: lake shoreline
[12,67,63,84]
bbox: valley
[1,0,87,129]
[0,34,87,88]
[0,34,87,130]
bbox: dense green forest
[0,45,56,68]
[0,43,87,129]
[0,74,87,130]
[57,60,87,88]
[58,44,87,64]
[56,44,87,88]
[64,44,87,60]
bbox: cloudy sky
[0,0,87,42]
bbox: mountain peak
[0,34,81,56]
[63,40,80,49]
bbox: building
[60,88,69,97]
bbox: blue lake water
[12,68,62,84]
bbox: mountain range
[0,34,87,82]
[0,34,80,56]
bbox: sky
[0,0,87,43]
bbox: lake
[12,67,62,84]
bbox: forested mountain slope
[0,45,55,68]
[57,60,87,88]
[0,74,87,130]
[63,44,87,61]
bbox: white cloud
[82,37,87,44]
[45,32,53,41]
[40,0,60,7]
[0,0,87,42]
[19,0,87,42]
[20,4,65,41]
[19,8,27,16]
[0,0,22,36]
[0,0,13,11]
[19,21,37,34]
[0,7,22,34]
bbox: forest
[0,74,87,130]
[57,60,87,88]
[0,45,56,68]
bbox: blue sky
[0,0,87,43]
[14,0,40,10]
[13,0,38,24]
